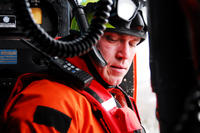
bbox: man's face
[94,32,141,86]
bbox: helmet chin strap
[82,54,116,89]
[87,46,107,67]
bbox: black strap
[84,87,104,103]
[113,86,133,109]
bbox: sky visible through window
[136,7,159,133]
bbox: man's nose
[117,43,131,59]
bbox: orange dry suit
[0,56,145,133]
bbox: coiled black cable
[13,0,112,58]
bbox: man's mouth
[110,65,127,72]
[111,65,126,69]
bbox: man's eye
[105,35,117,42]
[130,42,137,47]
[130,38,141,47]
[130,40,140,47]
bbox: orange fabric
[133,55,137,102]
[2,77,104,133]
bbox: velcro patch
[34,105,72,133]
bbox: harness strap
[84,87,104,103]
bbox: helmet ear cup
[130,11,146,31]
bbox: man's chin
[105,78,123,86]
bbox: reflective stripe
[105,23,115,29]
[101,97,117,111]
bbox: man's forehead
[104,31,141,39]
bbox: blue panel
[0,49,17,64]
